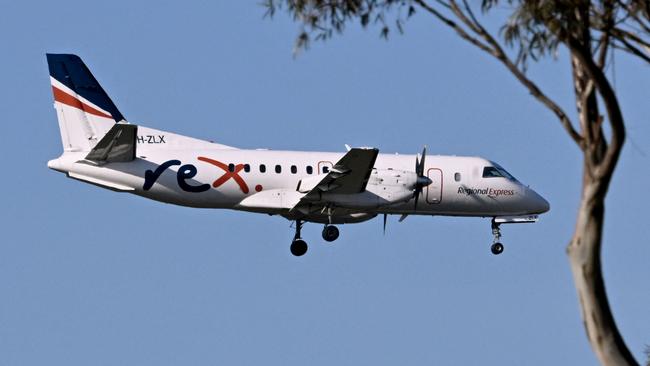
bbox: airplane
[45,54,550,256]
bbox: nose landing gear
[491,242,504,255]
[487,215,539,255]
[490,219,504,255]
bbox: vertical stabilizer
[46,54,126,152]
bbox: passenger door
[317,161,333,175]
[426,168,443,204]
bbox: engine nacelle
[299,169,418,209]
[365,168,417,205]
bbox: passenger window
[244,164,250,173]
[259,164,266,173]
[306,166,313,174]
[275,165,282,174]
[322,166,330,174]
[291,165,297,174]
[228,163,235,172]
[454,172,461,182]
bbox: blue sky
[1,1,649,365]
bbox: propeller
[383,214,408,235]
[413,146,432,209]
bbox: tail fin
[47,54,126,152]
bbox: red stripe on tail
[52,86,113,119]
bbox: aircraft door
[426,168,442,204]
[318,161,334,174]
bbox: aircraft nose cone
[529,189,550,214]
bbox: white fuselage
[45,53,549,256]
[48,126,549,224]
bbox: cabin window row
[226,163,330,175]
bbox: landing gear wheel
[290,239,308,256]
[491,242,504,255]
[322,225,340,242]
[490,218,505,255]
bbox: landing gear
[491,242,504,255]
[491,219,504,255]
[288,220,342,256]
[290,239,308,256]
[290,220,308,257]
[322,225,339,242]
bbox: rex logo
[143,157,250,194]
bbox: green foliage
[264,0,649,67]
[484,0,650,68]
[263,0,416,52]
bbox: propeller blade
[383,214,387,235]
[413,145,428,209]
[398,214,408,222]
[414,189,420,210]
[419,146,427,176]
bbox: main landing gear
[290,220,308,257]
[290,239,308,257]
[289,221,341,256]
[322,225,339,242]
[490,219,504,255]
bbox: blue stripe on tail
[46,54,125,122]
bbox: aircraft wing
[295,147,379,205]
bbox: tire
[322,225,340,242]
[290,239,308,256]
[491,242,504,255]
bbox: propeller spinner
[413,146,432,209]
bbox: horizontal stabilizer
[85,123,137,163]
[68,172,135,192]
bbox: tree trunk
[567,173,638,366]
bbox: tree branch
[596,0,616,69]
[417,0,585,148]
[614,37,650,64]
[596,32,611,69]
[566,37,626,186]
[613,26,650,46]
[616,0,650,34]
[412,0,495,55]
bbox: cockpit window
[482,166,515,180]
